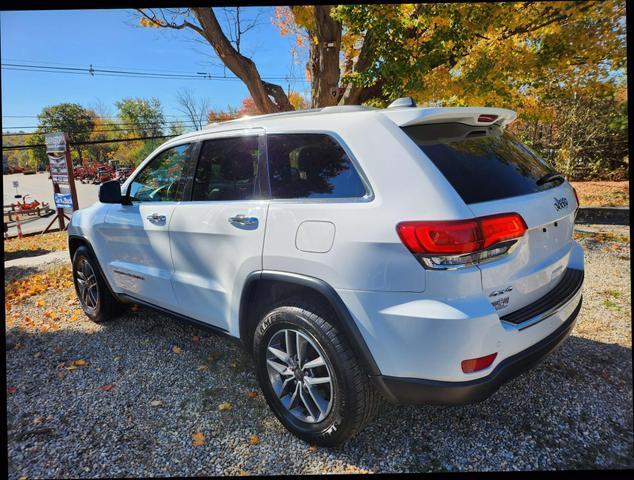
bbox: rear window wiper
[536,173,565,186]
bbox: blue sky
[1,8,308,132]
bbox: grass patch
[4,231,68,261]
[570,181,629,207]
[604,299,621,310]
[574,230,630,244]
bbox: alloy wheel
[266,328,334,424]
[75,258,99,314]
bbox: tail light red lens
[461,353,498,373]
[479,213,527,249]
[397,213,527,256]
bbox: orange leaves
[172,346,183,354]
[192,431,206,446]
[191,335,200,343]
[246,391,258,399]
[249,434,260,446]
[5,265,73,308]
[98,384,114,392]
[139,14,163,29]
[65,359,88,371]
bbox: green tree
[115,97,165,137]
[27,103,95,168]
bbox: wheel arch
[239,270,381,376]
[68,235,119,298]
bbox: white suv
[68,100,584,446]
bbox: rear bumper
[374,296,582,405]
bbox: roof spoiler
[382,107,517,128]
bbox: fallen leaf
[34,352,41,358]
[36,299,45,307]
[308,445,317,453]
[150,400,163,407]
[246,391,258,399]
[249,434,260,445]
[192,335,200,342]
[13,342,23,350]
[172,346,183,354]
[192,431,205,446]
[218,402,232,411]
[197,365,209,371]
[73,359,87,367]
[98,384,114,391]
[7,386,17,394]
[230,362,238,368]
[32,416,44,425]
[70,315,79,322]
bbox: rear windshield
[402,123,561,204]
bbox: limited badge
[492,297,510,310]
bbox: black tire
[253,296,380,447]
[72,245,124,323]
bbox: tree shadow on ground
[4,249,51,262]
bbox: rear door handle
[146,213,167,225]
[228,214,258,226]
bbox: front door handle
[228,214,258,226]
[146,213,167,225]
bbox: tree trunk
[191,8,293,114]
[308,5,342,108]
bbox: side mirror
[99,180,123,204]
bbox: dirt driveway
[5,227,632,476]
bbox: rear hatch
[402,120,578,317]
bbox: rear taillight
[396,213,527,269]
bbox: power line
[3,119,199,131]
[2,114,189,118]
[3,134,177,151]
[2,62,310,82]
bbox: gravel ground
[5,226,633,476]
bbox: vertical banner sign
[43,132,79,233]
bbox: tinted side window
[192,136,259,201]
[129,143,192,203]
[267,134,366,199]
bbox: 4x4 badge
[553,197,568,211]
